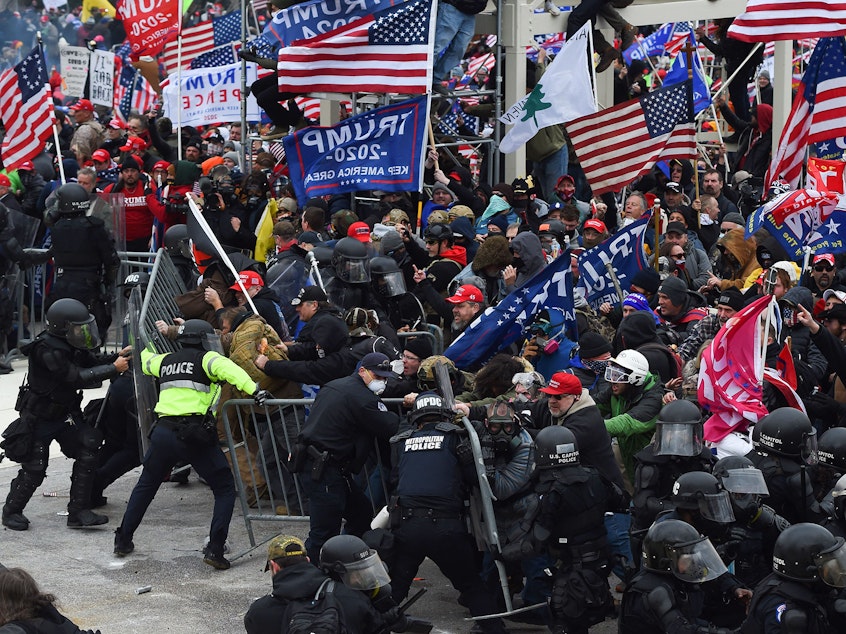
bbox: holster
[15,384,30,412]
[388,496,401,529]
[308,445,329,482]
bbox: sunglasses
[425,239,439,245]
[814,264,835,272]
[547,393,571,400]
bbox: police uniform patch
[776,603,786,623]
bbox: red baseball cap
[69,98,94,112]
[92,149,111,162]
[152,160,170,172]
[108,119,126,130]
[814,253,836,267]
[119,136,147,152]
[347,221,371,243]
[445,284,483,304]
[0,174,10,187]
[230,270,264,290]
[583,219,607,233]
[17,161,34,171]
[539,372,582,396]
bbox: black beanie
[717,288,745,312]
[578,332,611,359]
[658,276,688,306]
[630,268,661,294]
[403,337,433,361]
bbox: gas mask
[485,401,518,455]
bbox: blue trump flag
[444,255,576,370]
[623,22,687,64]
[663,30,711,115]
[282,96,428,204]
[577,217,650,310]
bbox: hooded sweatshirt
[507,232,546,291]
[714,227,758,290]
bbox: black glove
[237,48,258,63]
[455,441,474,467]
[253,389,271,407]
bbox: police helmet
[56,183,90,216]
[120,271,151,299]
[642,519,728,583]
[45,298,100,350]
[319,535,391,591]
[409,391,451,426]
[417,355,459,392]
[369,256,406,298]
[176,319,216,350]
[671,472,735,523]
[818,427,846,471]
[712,455,769,523]
[755,408,818,463]
[654,400,703,457]
[833,474,846,523]
[423,222,454,245]
[331,237,371,283]
[534,425,580,469]
[164,224,192,260]
[604,349,649,386]
[773,523,846,587]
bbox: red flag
[116,0,180,60]
[277,0,435,95]
[763,367,806,413]
[728,0,846,42]
[0,46,56,171]
[775,340,798,390]
[699,295,772,442]
[567,80,695,196]
[806,157,846,194]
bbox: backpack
[637,342,683,381]
[282,578,346,634]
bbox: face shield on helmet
[815,539,846,588]
[802,428,819,465]
[720,468,769,496]
[66,314,101,350]
[338,550,392,591]
[201,332,223,353]
[375,270,406,297]
[336,254,370,283]
[654,421,704,457]
[668,536,729,583]
[696,490,736,523]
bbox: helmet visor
[802,428,819,466]
[66,317,100,350]
[669,536,728,583]
[604,363,631,384]
[720,468,769,496]
[201,332,223,353]
[697,491,736,523]
[654,422,703,457]
[815,539,846,588]
[339,257,370,283]
[339,551,391,590]
[377,270,406,297]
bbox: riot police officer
[746,408,823,524]
[823,473,846,539]
[324,236,373,311]
[387,392,508,633]
[163,223,198,290]
[816,426,846,515]
[741,523,846,633]
[46,183,120,334]
[2,299,130,530]
[113,319,269,569]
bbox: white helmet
[605,349,649,386]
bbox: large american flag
[161,11,241,77]
[114,43,158,122]
[277,0,435,94]
[729,0,846,42]
[767,36,846,188]
[0,46,56,170]
[567,80,695,196]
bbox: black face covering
[512,256,525,271]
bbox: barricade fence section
[220,397,407,557]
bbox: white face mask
[368,379,387,395]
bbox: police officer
[746,408,823,524]
[290,352,400,563]
[387,392,508,633]
[741,523,846,633]
[46,183,120,334]
[163,223,198,290]
[503,426,619,634]
[620,519,736,634]
[816,426,846,515]
[324,236,373,311]
[823,473,846,539]
[113,319,269,569]
[2,299,130,531]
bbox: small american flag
[267,141,286,163]
[114,43,158,121]
[664,22,692,57]
[161,11,241,77]
[567,80,695,196]
[437,100,478,136]
[190,42,241,69]
[252,0,268,13]
[466,52,495,78]
[729,0,846,42]
[0,45,56,170]
[277,0,435,94]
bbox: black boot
[68,456,108,528]
[114,527,135,556]
[3,469,42,531]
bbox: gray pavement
[0,355,618,633]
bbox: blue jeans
[432,3,477,82]
[533,144,569,203]
[604,512,633,579]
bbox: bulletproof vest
[742,573,830,634]
[393,423,465,508]
[25,334,88,411]
[325,277,368,311]
[51,216,109,271]
[619,570,704,634]
[536,466,608,550]
[748,450,811,524]
[632,448,712,529]
[157,348,212,392]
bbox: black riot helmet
[56,183,90,216]
[671,472,735,523]
[408,391,452,427]
[119,271,151,299]
[369,256,406,298]
[641,519,728,582]
[164,224,193,260]
[45,298,100,350]
[176,319,217,351]
[713,455,769,523]
[755,408,818,464]
[654,400,703,457]
[319,535,391,591]
[423,222,454,246]
[534,425,579,469]
[833,474,846,523]
[332,237,371,283]
[773,523,846,587]
[818,427,846,471]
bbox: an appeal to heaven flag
[499,22,594,154]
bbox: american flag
[277,0,435,94]
[567,80,695,197]
[767,36,846,188]
[664,22,692,57]
[252,0,268,13]
[466,52,495,78]
[161,11,241,77]
[190,42,240,69]
[437,100,478,136]
[114,43,158,121]
[0,46,56,170]
[729,0,846,42]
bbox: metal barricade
[220,396,407,558]
[138,249,187,354]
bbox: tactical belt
[400,507,463,520]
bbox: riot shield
[128,287,158,455]
[91,193,126,254]
[266,259,308,327]
[388,292,427,331]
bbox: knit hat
[487,215,509,234]
[431,182,456,202]
[717,288,745,312]
[222,151,240,166]
[721,212,745,227]
[119,157,141,171]
[658,276,688,306]
[578,332,611,360]
[380,230,404,255]
[403,337,433,361]
[622,292,652,313]
[630,268,661,294]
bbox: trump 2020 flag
[577,217,650,310]
[277,0,435,94]
[699,295,772,443]
[445,255,576,371]
[499,22,593,154]
[744,188,846,259]
[283,96,428,204]
[623,22,687,64]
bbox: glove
[237,48,259,63]
[253,389,271,407]
[455,441,474,467]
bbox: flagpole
[709,42,763,103]
[587,27,598,111]
[176,8,183,161]
[39,31,65,183]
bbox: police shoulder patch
[776,603,786,622]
